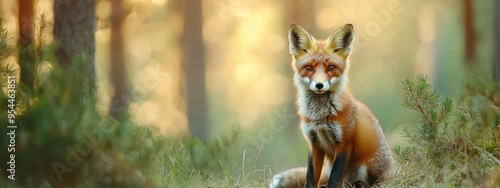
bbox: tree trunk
[463,0,476,65]
[49,0,95,184]
[109,0,128,119]
[53,0,96,99]
[494,0,500,82]
[18,0,34,90]
[181,0,209,141]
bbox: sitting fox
[269,24,395,188]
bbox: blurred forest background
[0,0,499,187]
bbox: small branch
[471,141,500,165]
[405,130,424,147]
[436,108,450,124]
[242,149,246,178]
[407,85,432,125]
[466,84,500,108]
[253,139,265,173]
[482,90,500,108]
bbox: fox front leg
[304,152,316,188]
[304,143,325,188]
[327,152,347,188]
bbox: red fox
[269,24,395,188]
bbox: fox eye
[305,65,313,71]
[328,65,335,71]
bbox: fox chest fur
[299,90,350,152]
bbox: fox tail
[269,167,329,188]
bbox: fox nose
[315,82,324,89]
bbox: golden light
[96,0,112,20]
[235,58,258,85]
[95,28,111,44]
[266,34,285,52]
[128,0,146,3]
[128,35,152,64]
[150,0,167,6]
[316,8,341,29]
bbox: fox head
[289,24,354,94]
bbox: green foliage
[0,15,268,187]
[382,74,500,187]
[401,74,453,142]
[0,18,12,103]
[0,21,151,186]
[0,19,11,59]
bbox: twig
[254,139,266,173]
[465,84,500,108]
[407,85,432,124]
[480,90,500,108]
[472,143,500,165]
[242,149,246,178]
[436,106,450,124]
[402,128,423,147]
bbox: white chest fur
[300,121,343,151]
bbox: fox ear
[289,24,314,56]
[325,24,355,56]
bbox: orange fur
[311,142,325,185]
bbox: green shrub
[382,74,500,187]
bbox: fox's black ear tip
[344,23,353,29]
